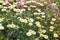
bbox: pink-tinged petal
[4,0,7,2]
[8,0,12,3]
[17,0,26,9]
[4,0,12,3]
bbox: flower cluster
[27,30,36,36]
[0,0,60,40]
